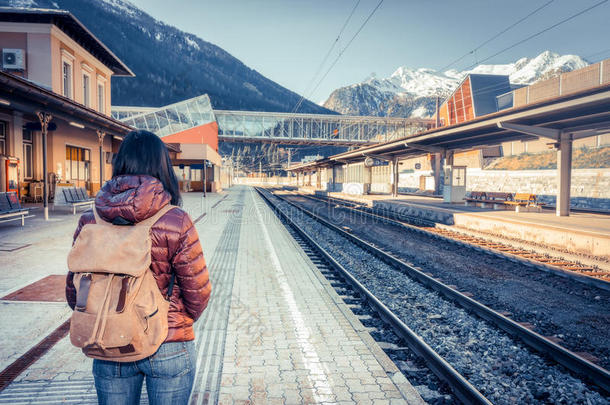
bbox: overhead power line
[292,0,362,114]
[298,0,385,113]
[461,0,609,71]
[437,0,555,73]
[584,47,610,62]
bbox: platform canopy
[290,83,610,166]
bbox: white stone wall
[466,168,610,209]
[397,168,610,209]
[466,168,610,197]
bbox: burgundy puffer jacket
[65,174,211,342]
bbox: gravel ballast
[262,190,610,405]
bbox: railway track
[255,187,610,404]
[298,192,610,287]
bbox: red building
[436,74,512,126]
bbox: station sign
[364,157,389,167]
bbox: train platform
[0,186,423,404]
[302,190,610,261]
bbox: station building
[0,8,134,204]
[112,95,225,193]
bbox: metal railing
[113,96,434,145]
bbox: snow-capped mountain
[323,51,588,118]
[1,0,333,113]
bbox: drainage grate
[193,213,207,224]
[220,209,239,214]
[0,320,70,392]
[0,243,30,252]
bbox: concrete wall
[397,170,435,193]
[27,32,53,88]
[467,168,610,210]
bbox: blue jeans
[93,341,196,405]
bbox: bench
[0,192,31,226]
[464,191,487,206]
[62,187,95,215]
[504,193,546,212]
[464,191,513,209]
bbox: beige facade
[0,22,113,115]
[0,10,133,203]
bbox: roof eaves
[0,7,134,77]
[0,70,133,134]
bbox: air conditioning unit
[2,49,25,70]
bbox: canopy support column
[434,153,442,195]
[392,157,399,197]
[97,130,105,193]
[557,132,572,216]
[36,112,52,221]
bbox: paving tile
[0,188,421,404]
[216,188,418,405]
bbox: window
[191,168,202,181]
[62,61,73,98]
[0,121,6,155]
[65,145,91,186]
[22,129,33,179]
[97,83,105,113]
[345,164,363,183]
[83,73,90,107]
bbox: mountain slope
[1,0,334,113]
[324,51,588,118]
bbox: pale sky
[129,0,610,103]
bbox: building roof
[0,70,133,136]
[0,7,134,76]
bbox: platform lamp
[202,159,208,198]
[25,116,57,221]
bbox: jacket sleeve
[172,212,211,321]
[66,211,93,310]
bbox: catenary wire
[437,0,555,73]
[292,0,362,114]
[303,0,384,112]
[460,0,608,72]
[292,0,384,158]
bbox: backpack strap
[137,204,176,230]
[92,204,176,228]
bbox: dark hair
[112,130,182,206]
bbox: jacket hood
[95,175,171,223]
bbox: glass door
[65,145,91,192]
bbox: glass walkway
[112,94,433,145]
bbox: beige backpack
[67,204,175,362]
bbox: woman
[65,130,211,405]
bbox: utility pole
[259,160,262,180]
[435,96,440,128]
[286,148,294,180]
[287,148,293,169]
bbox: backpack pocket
[70,310,98,348]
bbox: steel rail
[254,187,492,405]
[301,192,610,289]
[264,188,610,395]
